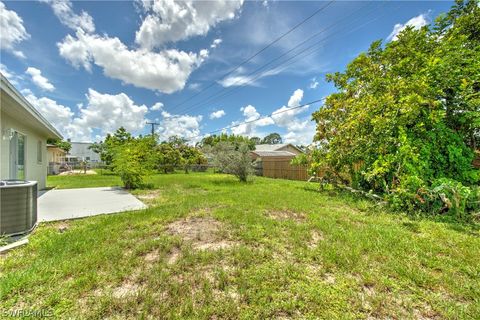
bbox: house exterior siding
[1,110,49,189]
[1,74,62,189]
[276,144,302,155]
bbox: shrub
[113,137,155,189]
[209,142,253,182]
[388,177,479,219]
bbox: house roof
[251,150,297,158]
[0,73,62,140]
[254,143,304,153]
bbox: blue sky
[0,0,454,144]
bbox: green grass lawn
[2,173,479,319]
[47,171,122,189]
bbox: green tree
[47,138,72,153]
[113,136,156,189]
[261,133,283,144]
[198,133,256,150]
[250,136,262,145]
[310,0,479,214]
[162,136,207,173]
[156,142,183,173]
[89,127,133,165]
[209,142,253,182]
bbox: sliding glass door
[9,132,26,180]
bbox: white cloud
[0,63,20,85]
[188,82,201,91]
[287,89,303,108]
[0,2,30,58]
[272,89,309,128]
[387,13,429,42]
[58,30,209,93]
[25,93,75,137]
[157,110,203,143]
[151,102,164,111]
[210,38,223,48]
[229,90,312,139]
[78,89,149,135]
[270,89,315,145]
[26,67,55,91]
[26,89,149,142]
[41,0,95,33]
[135,0,243,49]
[218,67,282,88]
[309,77,319,89]
[231,105,273,136]
[209,109,226,119]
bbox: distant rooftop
[254,144,303,153]
[251,150,296,158]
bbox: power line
[176,1,376,115]
[187,97,327,142]
[179,2,393,143]
[170,1,335,110]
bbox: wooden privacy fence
[474,152,480,169]
[261,158,309,181]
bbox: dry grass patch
[266,209,306,222]
[166,217,236,251]
[308,230,324,249]
[144,250,159,263]
[166,247,181,265]
[136,190,161,200]
[112,281,142,299]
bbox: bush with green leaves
[208,141,253,182]
[310,0,479,218]
[112,137,156,189]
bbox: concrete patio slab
[38,187,147,222]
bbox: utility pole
[146,122,159,137]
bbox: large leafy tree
[113,135,156,189]
[209,142,253,182]
[163,136,207,173]
[261,133,283,144]
[198,133,256,150]
[311,0,479,194]
[47,138,72,153]
[89,127,133,165]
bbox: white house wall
[1,111,48,189]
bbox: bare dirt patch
[136,190,161,201]
[266,209,305,222]
[56,221,70,233]
[308,230,324,249]
[112,281,141,299]
[144,250,159,263]
[166,247,181,265]
[59,170,97,175]
[166,217,235,251]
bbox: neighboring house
[254,143,304,155]
[250,150,297,161]
[68,142,101,162]
[47,144,67,175]
[0,74,62,189]
[250,145,307,181]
